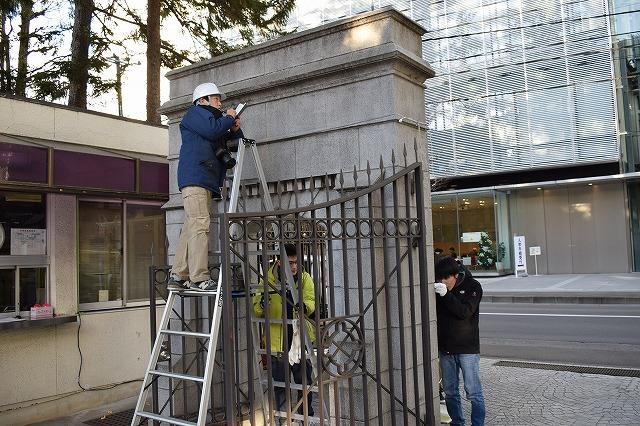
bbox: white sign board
[514,235,527,277]
[10,228,46,255]
[461,232,482,243]
[529,246,541,256]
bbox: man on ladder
[253,243,317,419]
[168,82,243,292]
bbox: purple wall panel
[54,150,134,191]
[139,161,169,194]
[0,142,48,184]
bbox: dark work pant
[270,356,314,416]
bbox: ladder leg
[195,274,225,426]
[249,142,276,211]
[132,291,177,425]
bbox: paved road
[479,303,640,368]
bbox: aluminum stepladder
[132,138,269,426]
[132,138,326,426]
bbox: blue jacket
[177,104,243,194]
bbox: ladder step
[149,370,204,382]
[135,411,197,426]
[172,289,219,297]
[161,329,210,338]
[273,410,321,423]
[262,379,319,392]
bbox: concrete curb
[483,292,640,304]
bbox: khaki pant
[172,186,212,283]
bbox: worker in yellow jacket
[253,243,316,416]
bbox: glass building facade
[278,0,640,272]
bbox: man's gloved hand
[434,282,448,297]
[230,117,241,132]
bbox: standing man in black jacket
[434,256,485,426]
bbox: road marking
[481,313,640,318]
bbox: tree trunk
[146,0,160,124]
[68,0,94,108]
[0,12,11,93]
[15,0,33,96]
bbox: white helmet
[192,82,226,103]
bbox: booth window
[0,191,48,316]
[78,199,166,310]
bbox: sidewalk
[38,357,640,426]
[478,273,640,304]
[449,357,640,425]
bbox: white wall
[0,97,168,156]
[0,308,162,425]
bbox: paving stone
[443,357,640,425]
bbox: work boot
[189,279,218,291]
[167,275,189,291]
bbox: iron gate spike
[403,143,408,167]
[391,149,397,173]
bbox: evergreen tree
[476,232,496,269]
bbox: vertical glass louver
[280,0,620,179]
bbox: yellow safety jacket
[252,262,316,353]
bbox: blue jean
[439,352,485,426]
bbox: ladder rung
[273,410,321,423]
[262,379,319,392]
[173,289,219,297]
[252,317,297,324]
[149,370,204,382]
[135,411,196,426]
[161,329,210,338]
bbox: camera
[214,145,236,169]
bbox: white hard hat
[192,82,225,103]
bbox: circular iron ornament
[154,269,168,285]
[359,219,371,237]
[300,220,313,239]
[247,220,264,241]
[397,219,410,237]
[229,220,245,241]
[386,219,398,236]
[410,219,421,236]
[330,220,344,238]
[372,219,385,237]
[282,220,297,239]
[320,318,365,378]
[315,221,328,238]
[265,220,280,240]
[345,220,358,238]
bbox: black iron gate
[148,147,435,425]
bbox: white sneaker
[189,279,217,291]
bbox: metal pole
[149,266,159,426]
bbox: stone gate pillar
[160,6,437,424]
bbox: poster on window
[10,228,46,255]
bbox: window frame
[78,197,166,311]
[0,190,49,318]
[0,263,49,318]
